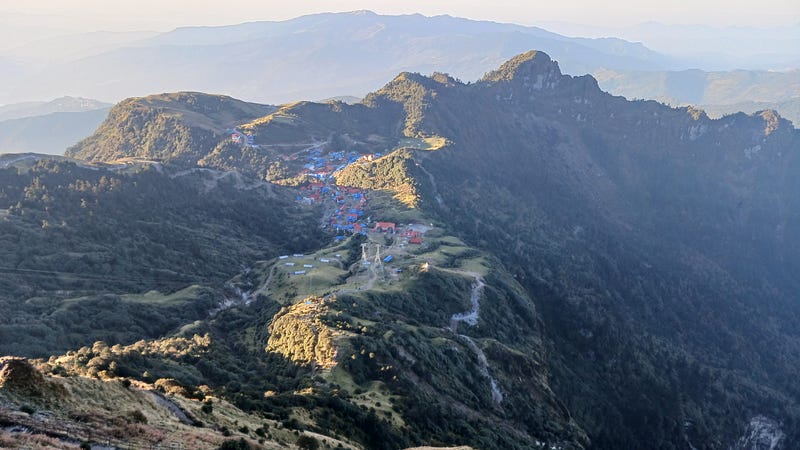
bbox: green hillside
[0,158,324,357]
[65,92,275,163]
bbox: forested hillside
[0,158,324,357]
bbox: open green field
[397,136,448,151]
[261,238,359,304]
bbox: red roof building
[409,237,423,245]
[374,222,396,233]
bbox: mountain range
[0,97,111,155]
[1,11,797,126]
[534,21,800,70]
[1,49,798,449]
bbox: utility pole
[374,243,382,268]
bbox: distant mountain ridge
[0,97,112,155]
[0,108,110,155]
[0,10,676,106]
[1,11,794,125]
[535,21,800,70]
[0,96,110,122]
[594,68,800,124]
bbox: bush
[217,438,250,450]
[129,410,148,424]
[297,435,320,450]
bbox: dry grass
[397,136,449,151]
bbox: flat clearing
[397,136,448,151]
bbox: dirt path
[457,334,503,404]
[253,264,278,298]
[338,259,379,296]
[440,269,503,405]
[0,154,36,169]
[449,275,485,332]
[143,390,194,425]
[170,167,274,195]
[414,159,446,208]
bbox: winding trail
[414,159,446,208]
[458,334,504,404]
[446,271,503,405]
[144,390,193,425]
[449,275,484,331]
[253,264,278,298]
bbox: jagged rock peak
[480,50,561,83]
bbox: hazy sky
[3,0,798,32]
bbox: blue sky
[3,0,798,32]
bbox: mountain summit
[480,50,561,83]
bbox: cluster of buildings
[228,129,256,147]
[401,228,424,245]
[288,146,377,239]
[328,187,368,236]
[286,145,429,249]
[294,149,361,180]
[278,253,339,276]
[372,221,426,246]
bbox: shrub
[129,410,148,424]
[217,438,250,450]
[297,435,320,450]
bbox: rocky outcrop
[0,357,63,399]
[266,297,338,369]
